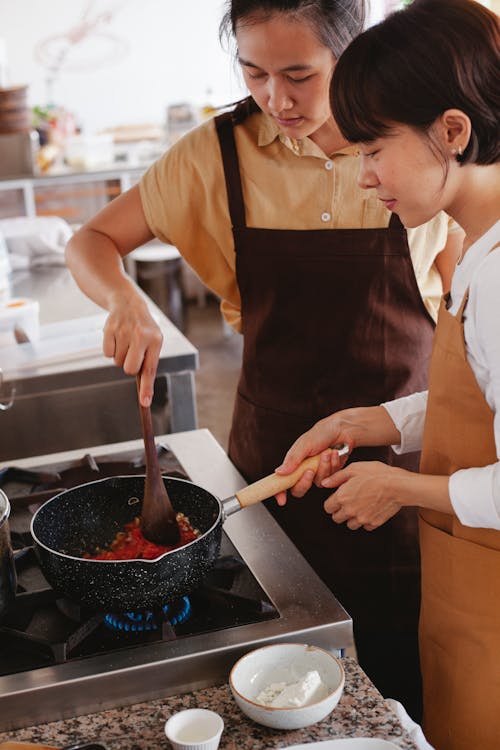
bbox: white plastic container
[64,134,114,170]
[0,297,40,346]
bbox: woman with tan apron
[276,1,500,747]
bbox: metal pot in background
[0,489,17,620]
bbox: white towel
[0,216,72,269]
[385,699,435,750]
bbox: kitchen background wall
[0,0,245,134]
[4,0,497,138]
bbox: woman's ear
[439,109,471,158]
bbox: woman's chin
[395,208,437,229]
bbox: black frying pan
[30,451,340,612]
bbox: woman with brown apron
[215,107,434,720]
[277,2,500,747]
[65,0,459,718]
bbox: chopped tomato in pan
[86,513,199,560]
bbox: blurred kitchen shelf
[0,165,146,223]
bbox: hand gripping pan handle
[223,443,350,516]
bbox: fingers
[275,418,342,475]
[347,518,363,531]
[323,478,372,530]
[324,492,388,532]
[102,328,117,359]
[279,447,351,503]
[288,468,316,498]
[113,335,133,368]
[324,497,373,531]
[275,490,288,507]
[128,335,162,408]
[313,450,337,487]
[324,495,347,521]
[322,466,350,491]
[137,367,155,408]
[102,305,163,407]
[275,440,311,475]
[321,470,347,489]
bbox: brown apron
[215,111,435,719]
[419,246,500,750]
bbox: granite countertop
[0,658,419,750]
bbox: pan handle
[234,443,349,509]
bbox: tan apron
[419,242,500,750]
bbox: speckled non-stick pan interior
[31,476,223,611]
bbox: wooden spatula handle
[136,375,161,485]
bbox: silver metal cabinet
[0,266,198,461]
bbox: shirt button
[321,212,331,222]
[325,160,333,170]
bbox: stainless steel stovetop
[0,429,353,732]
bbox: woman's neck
[308,116,349,156]
[450,163,500,253]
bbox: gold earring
[451,148,457,155]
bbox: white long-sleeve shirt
[383,219,500,529]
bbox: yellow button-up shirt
[140,111,451,332]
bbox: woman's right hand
[273,406,399,506]
[103,290,163,407]
[273,413,355,506]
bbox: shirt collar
[257,112,359,159]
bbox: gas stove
[0,429,352,732]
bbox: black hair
[331,0,500,165]
[220,0,366,62]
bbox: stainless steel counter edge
[0,429,353,731]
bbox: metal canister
[0,489,16,620]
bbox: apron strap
[389,212,404,229]
[214,112,247,228]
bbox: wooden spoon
[136,375,181,546]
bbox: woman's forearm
[397,470,453,514]
[65,185,155,311]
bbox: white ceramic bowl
[165,708,224,750]
[229,643,345,730]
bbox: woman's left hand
[323,461,406,530]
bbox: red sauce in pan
[85,513,199,561]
